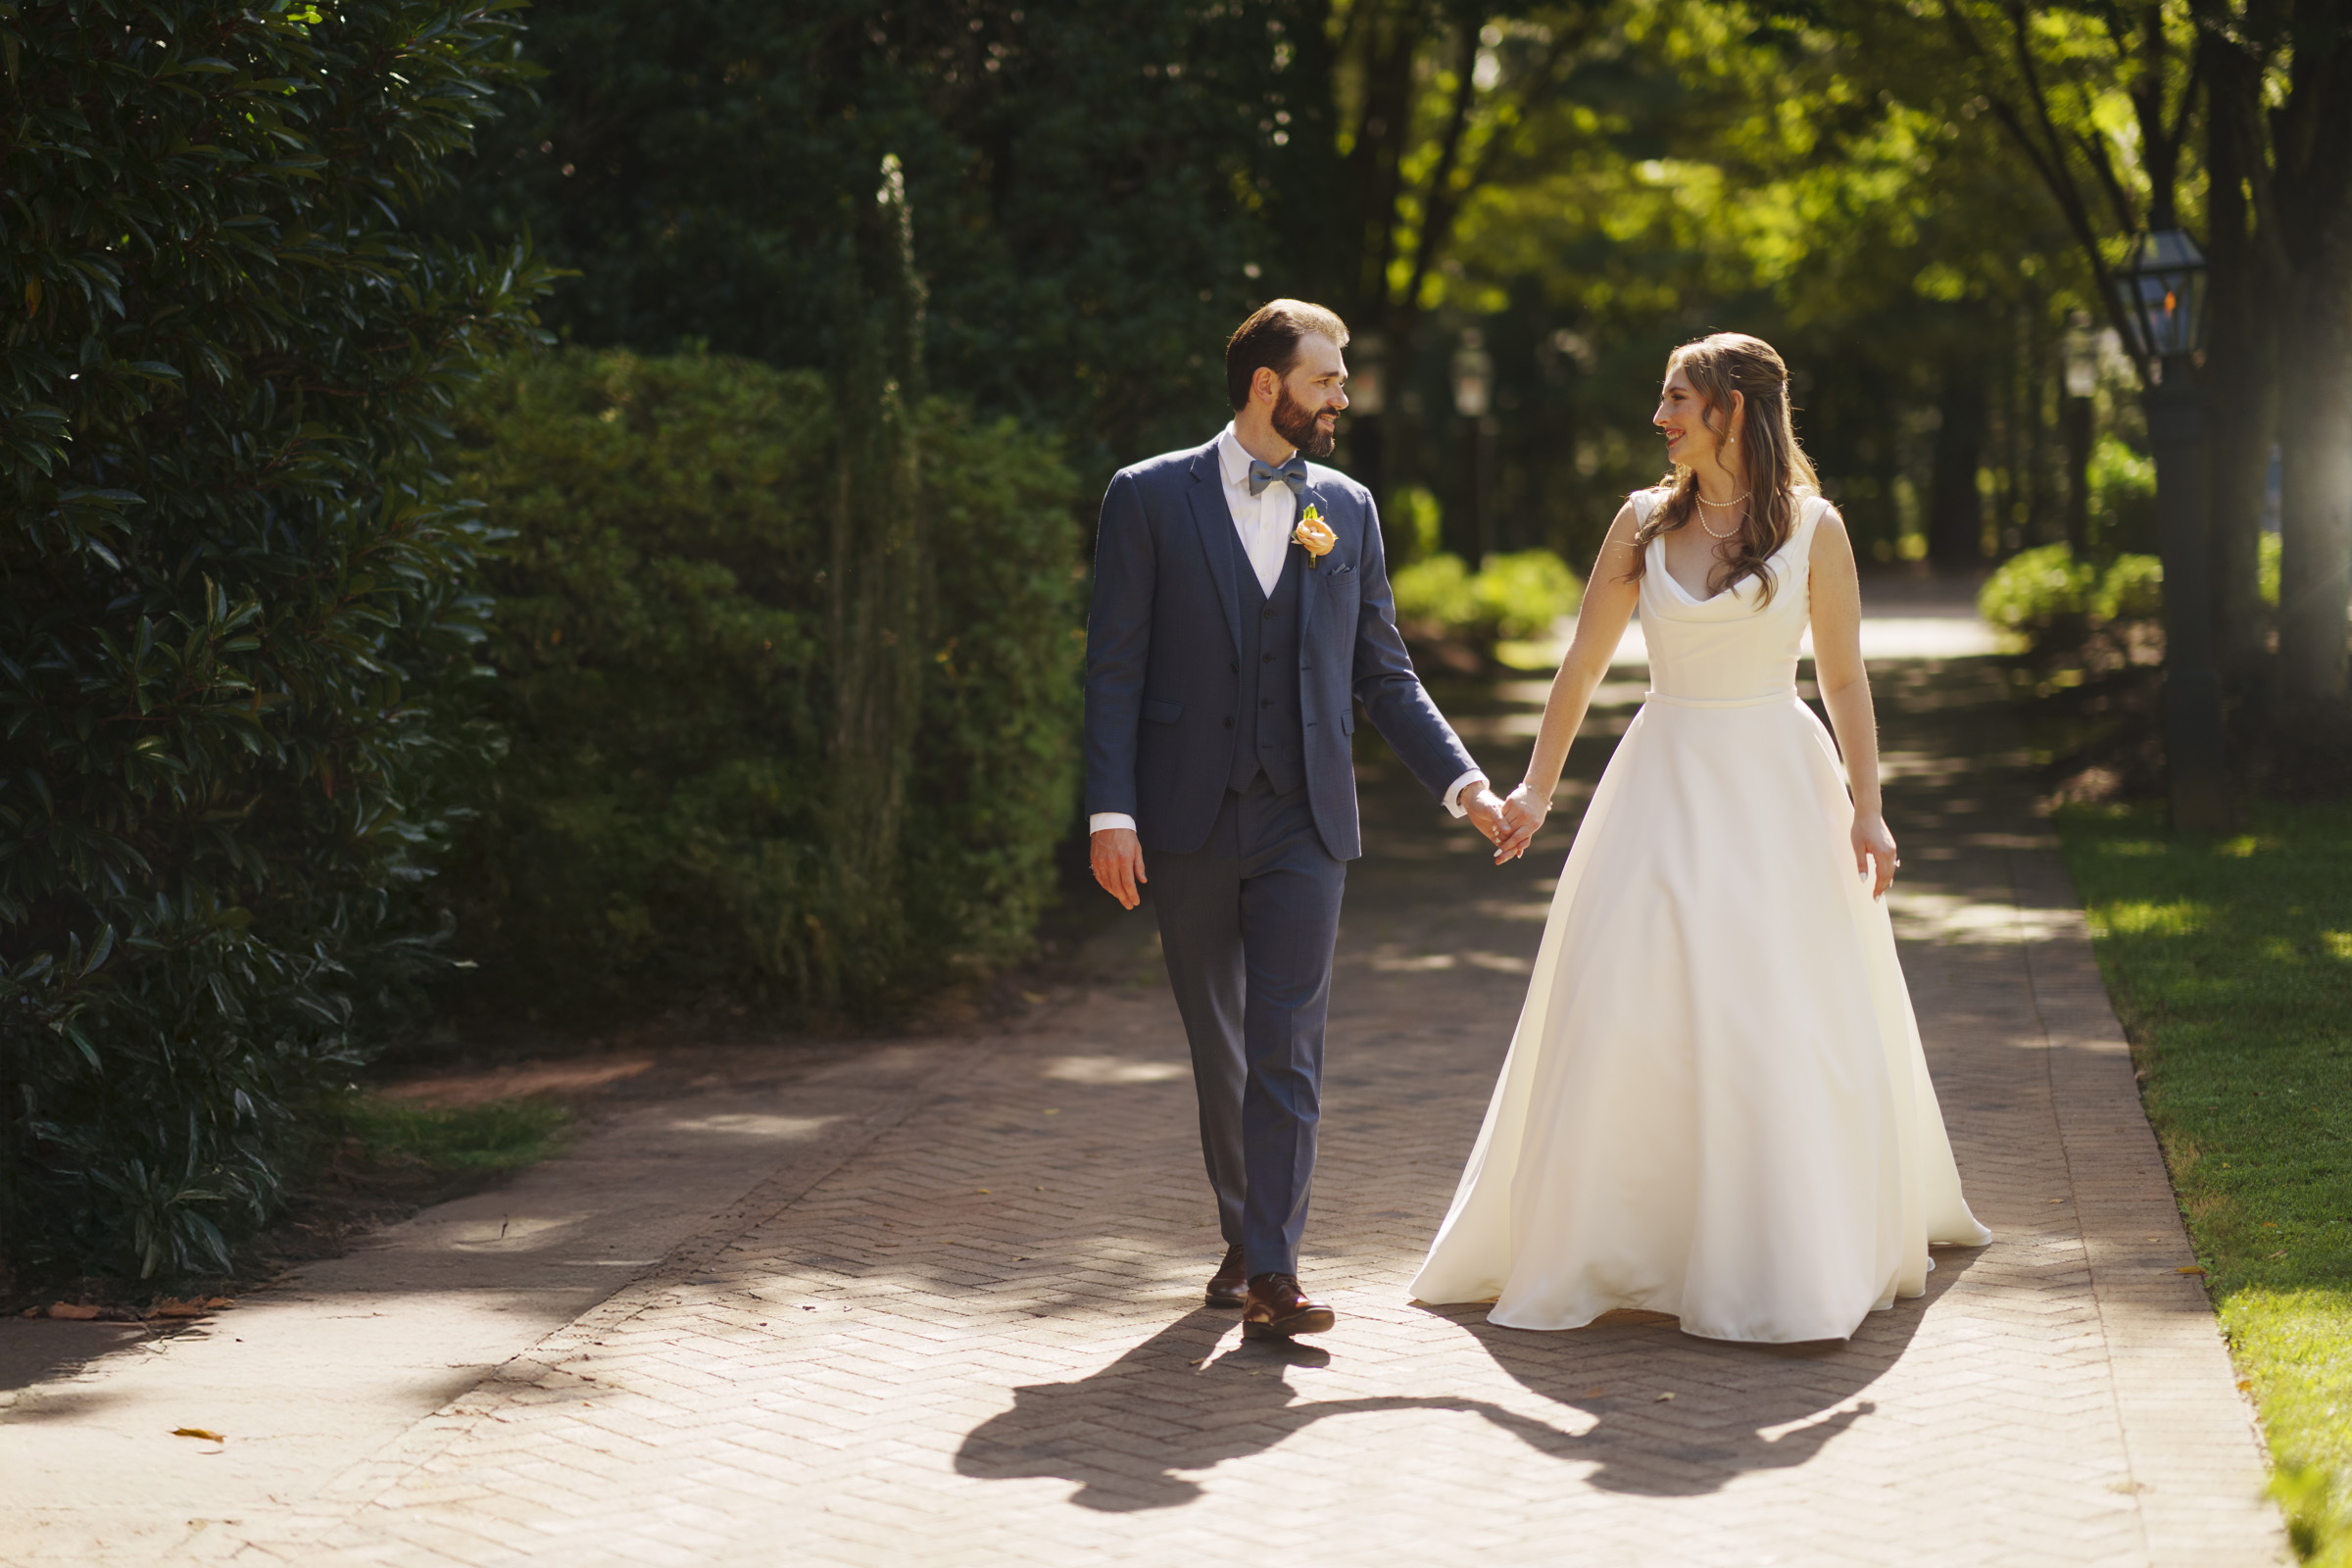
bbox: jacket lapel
[1296,476,1322,649]
[1186,443,1244,659]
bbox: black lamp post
[1348,331,1387,515]
[2113,228,2230,830]
[2061,311,2097,558]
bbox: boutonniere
[1293,504,1336,568]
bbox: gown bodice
[1636,490,1827,706]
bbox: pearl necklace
[1694,487,1749,540]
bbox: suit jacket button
[1230,661,1239,672]
[1223,716,1234,729]
[1263,607,1277,619]
[1261,699,1272,709]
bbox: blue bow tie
[1247,454,1308,498]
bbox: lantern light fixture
[1451,328,1493,419]
[2111,228,2208,367]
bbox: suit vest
[1226,525,1307,796]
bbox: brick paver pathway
[163,621,2293,1564]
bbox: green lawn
[2057,802,2352,1562]
[335,1095,573,1178]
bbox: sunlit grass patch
[2058,802,2352,1563]
[2091,898,2212,937]
[335,1096,572,1177]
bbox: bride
[1410,331,1990,1344]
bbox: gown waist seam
[1642,687,1801,710]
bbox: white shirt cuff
[1442,770,1489,817]
[1089,812,1138,835]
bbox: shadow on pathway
[956,1248,1975,1511]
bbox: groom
[1084,300,1506,1339]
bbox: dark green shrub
[1979,544,2166,656]
[1393,550,1585,657]
[440,349,1081,1016]
[0,0,555,1277]
[905,403,1090,978]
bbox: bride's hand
[1494,783,1549,863]
[1852,811,1898,898]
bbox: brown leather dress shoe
[1206,1244,1248,1308]
[1242,1273,1335,1340]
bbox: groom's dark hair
[1225,300,1349,411]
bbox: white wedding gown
[1411,491,1990,1344]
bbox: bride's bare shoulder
[1614,485,1668,531]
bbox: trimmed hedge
[0,0,553,1279]
[439,349,1082,1017]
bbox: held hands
[1494,783,1549,863]
[1465,782,1547,864]
[1091,827,1148,910]
[1852,810,1899,898]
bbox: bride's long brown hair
[1627,332,1819,605]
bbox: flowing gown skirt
[1409,690,1990,1344]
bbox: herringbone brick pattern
[224,656,2280,1568]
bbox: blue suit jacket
[1083,436,1480,860]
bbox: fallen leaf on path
[153,1299,208,1318]
[203,1298,233,1309]
[46,1302,100,1320]
[172,1428,226,1443]
[2237,1380,2254,1392]
[2177,1266,2207,1276]
[1654,1392,1676,1402]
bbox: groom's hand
[1462,786,1508,859]
[1091,827,1148,910]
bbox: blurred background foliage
[422,0,2316,656]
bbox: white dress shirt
[1090,423,1487,836]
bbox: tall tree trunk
[1343,3,1433,530]
[2267,6,2352,702]
[1929,352,1988,569]
[2200,287,2276,684]
[2201,26,2277,683]
[2274,281,2352,699]
[827,156,928,997]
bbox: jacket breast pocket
[1143,698,1183,725]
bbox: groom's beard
[1273,386,1337,458]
